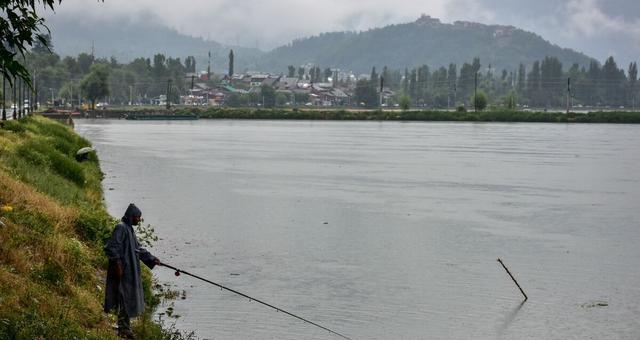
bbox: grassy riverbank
[0,117,182,339]
[169,107,640,123]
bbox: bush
[16,140,86,186]
[471,90,488,111]
[2,120,26,133]
[399,95,411,111]
[75,204,113,243]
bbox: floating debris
[581,301,608,308]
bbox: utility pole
[17,77,22,118]
[32,71,36,112]
[447,80,451,110]
[207,51,211,80]
[453,82,457,109]
[34,72,38,111]
[27,76,31,115]
[1,68,5,121]
[129,85,133,106]
[380,76,384,108]
[12,76,16,119]
[50,87,54,108]
[474,71,478,112]
[166,79,172,110]
[566,77,571,114]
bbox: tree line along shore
[92,107,640,124]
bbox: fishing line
[159,262,353,340]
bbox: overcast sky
[47,0,639,67]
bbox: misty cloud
[45,0,639,65]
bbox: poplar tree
[228,49,234,77]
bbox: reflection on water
[76,120,640,340]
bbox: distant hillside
[259,15,595,73]
[46,14,264,73]
[47,14,595,75]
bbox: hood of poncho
[121,203,142,225]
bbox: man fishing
[104,203,160,339]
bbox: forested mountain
[47,14,264,73]
[259,15,594,74]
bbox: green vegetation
[471,90,488,111]
[0,116,189,339]
[175,107,640,123]
[399,95,411,111]
[1,0,58,82]
[81,64,111,109]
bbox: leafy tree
[370,67,379,90]
[80,64,110,109]
[225,93,246,107]
[0,0,62,83]
[447,63,457,102]
[323,68,332,82]
[540,56,563,106]
[517,63,526,95]
[185,56,196,73]
[471,90,488,111]
[288,65,296,77]
[602,56,625,105]
[58,81,78,106]
[629,62,638,108]
[527,61,541,106]
[504,90,517,110]
[276,92,289,106]
[399,94,411,111]
[354,79,377,107]
[260,84,276,107]
[297,67,304,80]
[76,53,94,75]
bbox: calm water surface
[75,120,640,340]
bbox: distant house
[275,77,300,90]
[261,76,280,88]
[309,84,350,106]
[152,94,167,106]
[249,74,269,87]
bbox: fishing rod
[159,262,354,340]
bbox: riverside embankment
[92,107,640,123]
[0,117,183,339]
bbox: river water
[75,119,640,340]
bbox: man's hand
[154,258,161,266]
[116,261,124,278]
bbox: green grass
[0,116,189,339]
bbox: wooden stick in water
[497,258,528,301]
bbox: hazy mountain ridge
[47,14,264,73]
[259,16,595,73]
[48,14,594,74]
